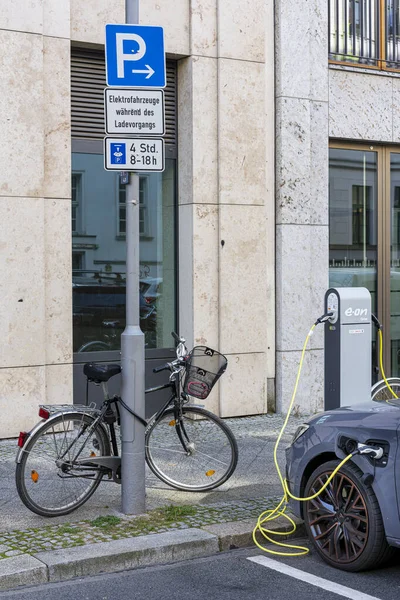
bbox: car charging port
[338,435,358,455]
[338,435,388,467]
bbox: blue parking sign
[110,142,126,164]
[105,24,166,88]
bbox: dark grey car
[285,398,400,571]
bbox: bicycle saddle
[83,363,122,383]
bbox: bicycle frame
[16,359,194,483]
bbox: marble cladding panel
[70,0,124,44]
[329,70,393,142]
[276,349,324,415]
[140,0,190,55]
[308,0,329,102]
[276,224,328,353]
[191,0,217,57]
[45,364,73,405]
[178,57,218,205]
[44,0,70,38]
[0,198,46,368]
[178,204,194,350]
[192,205,219,350]
[275,0,328,101]
[391,78,400,143]
[177,59,193,205]
[310,101,329,226]
[217,0,264,62]
[218,59,265,205]
[219,205,267,354]
[0,367,45,438]
[192,57,218,204]
[0,0,43,34]
[43,37,71,200]
[276,97,329,225]
[44,199,73,364]
[220,352,267,417]
[0,30,44,198]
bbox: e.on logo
[345,307,368,318]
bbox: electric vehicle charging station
[324,287,371,410]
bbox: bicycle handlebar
[153,358,186,374]
[153,363,169,374]
[171,331,186,344]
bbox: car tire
[304,459,395,572]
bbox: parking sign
[105,24,166,88]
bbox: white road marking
[248,556,382,600]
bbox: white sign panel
[105,88,165,135]
[104,137,165,172]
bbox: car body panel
[285,400,400,545]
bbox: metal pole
[121,0,146,514]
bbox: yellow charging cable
[253,321,357,557]
[378,328,399,399]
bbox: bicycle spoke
[146,408,237,490]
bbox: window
[118,176,149,237]
[329,0,400,70]
[71,173,82,233]
[71,49,177,357]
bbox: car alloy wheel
[303,460,393,571]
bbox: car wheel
[304,459,394,571]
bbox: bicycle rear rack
[39,404,101,417]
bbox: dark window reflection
[72,153,176,353]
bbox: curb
[0,518,306,591]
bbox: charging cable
[376,326,399,399]
[253,312,374,557]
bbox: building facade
[1,0,398,438]
[0,0,274,438]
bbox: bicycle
[15,333,238,517]
[371,377,400,401]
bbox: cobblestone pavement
[0,413,311,560]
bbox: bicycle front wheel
[145,407,238,491]
[16,412,110,517]
[371,377,400,401]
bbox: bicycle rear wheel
[371,377,400,401]
[16,412,110,517]
[145,406,238,491]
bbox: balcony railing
[329,0,400,70]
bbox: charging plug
[357,443,384,460]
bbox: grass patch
[90,515,122,530]
[156,505,197,524]
[56,525,77,535]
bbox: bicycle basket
[183,346,228,400]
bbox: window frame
[71,171,84,234]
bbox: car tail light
[18,432,28,447]
[38,407,50,420]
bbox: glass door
[329,147,379,377]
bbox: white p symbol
[116,33,146,78]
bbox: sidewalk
[0,413,309,590]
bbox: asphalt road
[1,542,400,600]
